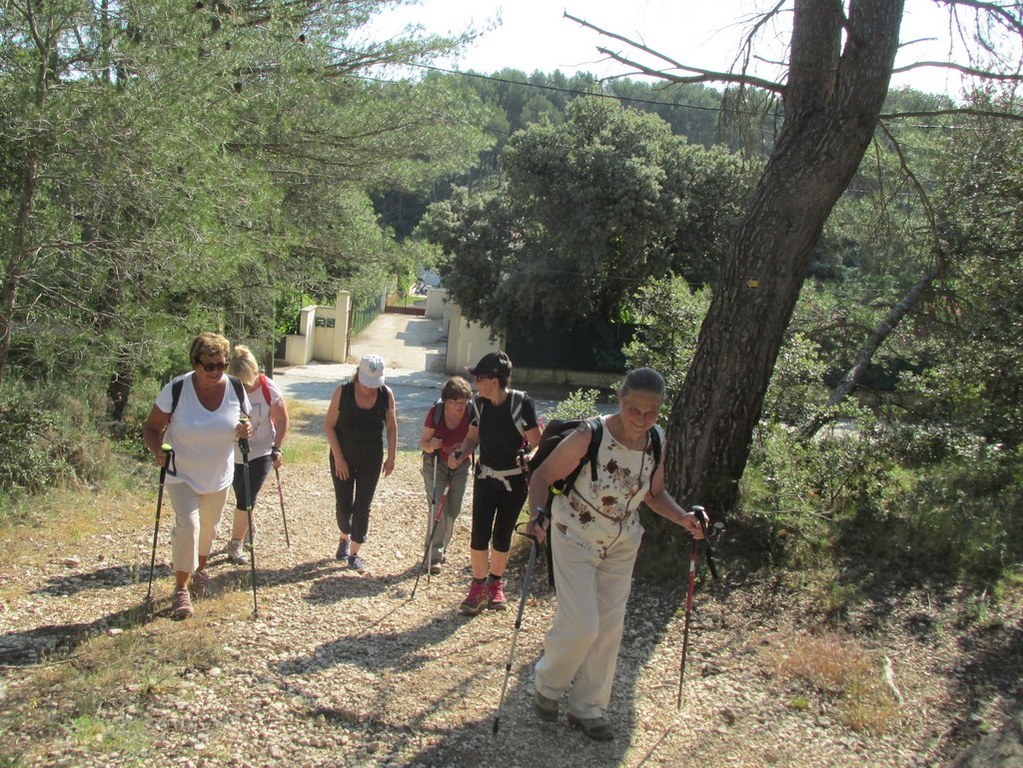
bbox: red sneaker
[459,579,488,615]
[487,576,507,610]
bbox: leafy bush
[0,383,116,524]
[0,384,67,496]
[541,388,603,424]
[889,444,1023,579]
[735,419,905,568]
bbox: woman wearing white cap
[324,354,397,573]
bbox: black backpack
[528,416,662,506]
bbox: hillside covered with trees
[3,1,1023,609]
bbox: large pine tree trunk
[664,0,905,517]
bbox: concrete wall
[424,287,448,320]
[281,290,351,365]
[445,302,502,375]
[444,299,621,389]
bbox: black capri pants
[233,454,273,511]
[470,472,528,553]
[329,451,383,544]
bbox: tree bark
[665,0,906,515]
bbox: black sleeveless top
[334,382,389,465]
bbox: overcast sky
[365,0,990,97]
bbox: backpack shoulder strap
[170,374,188,415]
[258,374,272,406]
[431,398,444,429]
[227,374,247,416]
[509,389,525,436]
[586,417,604,482]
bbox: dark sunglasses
[474,374,494,382]
[199,361,228,372]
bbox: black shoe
[335,538,350,561]
[567,713,614,741]
[534,691,559,722]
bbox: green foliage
[736,420,904,568]
[887,440,1023,579]
[419,98,751,338]
[0,385,66,499]
[623,276,710,393]
[0,0,492,455]
[542,388,603,423]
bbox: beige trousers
[534,521,641,719]
[167,483,229,573]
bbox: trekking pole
[411,453,441,599]
[274,465,290,548]
[493,507,548,735]
[239,418,258,617]
[677,505,710,708]
[145,444,173,603]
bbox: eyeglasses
[199,361,228,372]
[474,374,494,382]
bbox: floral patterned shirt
[552,418,662,558]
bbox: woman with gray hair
[525,367,705,741]
[224,345,290,564]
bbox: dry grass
[758,630,902,734]
[0,591,249,764]
[281,400,327,465]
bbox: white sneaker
[227,539,248,565]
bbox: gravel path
[2,447,1021,766]
[1,316,1021,765]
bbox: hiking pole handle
[158,443,173,482]
[238,415,250,457]
[691,505,719,581]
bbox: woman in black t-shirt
[451,351,541,615]
[325,354,397,574]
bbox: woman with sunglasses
[451,351,541,615]
[143,332,252,620]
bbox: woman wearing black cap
[451,351,542,615]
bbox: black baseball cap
[466,351,512,378]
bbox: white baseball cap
[357,354,385,388]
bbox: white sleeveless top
[551,417,662,558]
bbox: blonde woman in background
[224,345,290,564]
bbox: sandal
[567,713,614,741]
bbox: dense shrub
[889,443,1023,579]
[541,388,603,423]
[0,383,116,523]
[735,419,906,568]
[0,385,68,496]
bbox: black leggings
[233,455,273,510]
[470,473,528,553]
[329,452,382,544]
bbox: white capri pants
[534,521,641,719]
[167,483,229,574]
